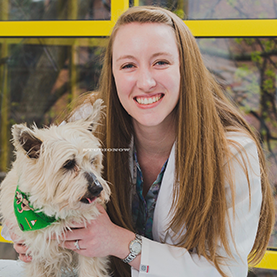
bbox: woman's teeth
[135,95,162,105]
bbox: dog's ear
[12,124,42,159]
[85,98,104,133]
[69,98,104,133]
[65,98,104,132]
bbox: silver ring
[74,240,80,250]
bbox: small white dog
[0,99,111,277]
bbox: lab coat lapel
[152,142,176,242]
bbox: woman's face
[112,22,180,129]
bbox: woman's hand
[9,230,32,263]
[59,204,135,260]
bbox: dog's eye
[63,159,76,170]
[91,158,95,164]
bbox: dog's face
[11,99,110,218]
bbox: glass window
[0,38,107,171]
[136,0,277,19]
[188,0,277,19]
[250,268,277,276]
[0,0,111,21]
[196,37,277,248]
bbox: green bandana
[14,185,57,232]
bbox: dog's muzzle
[80,172,103,204]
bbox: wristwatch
[122,234,142,263]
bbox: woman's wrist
[110,226,135,259]
[110,226,141,270]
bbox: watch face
[131,241,142,255]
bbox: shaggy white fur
[0,99,111,277]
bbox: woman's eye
[155,60,169,66]
[121,63,135,69]
[63,159,76,170]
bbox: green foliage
[233,64,261,113]
[263,79,274,91]
[174,9,185,19]
[9,119,16,125]
[261,129,267,136]
[67,93,73,103]
[265,116,271,124]
[244,38,255,46]
[265,69,275,78]
[262,111,268,118]
[251,51,262,65]
[234,38,243,44]
[262,40,274,52]
[234,65,251,78]
[11,102,19,107]
[246,81,260,97]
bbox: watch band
[122,252,139,263]
[122,234,142,263]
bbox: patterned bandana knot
[14,185,57,232]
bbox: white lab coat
[130,132,262,277]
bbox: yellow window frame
[0,0,276,271]
[0,0,276,37]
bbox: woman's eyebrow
[115,55,135,62]
[151,52,174,59]
[116,52,173,62]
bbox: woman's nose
[136,69,156,92]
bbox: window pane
[136,0,277,19]
[0,0,111,21]
[0,37,107,171]
[196,36,277,248]
[188,0,277,19]
[249,268,277,276]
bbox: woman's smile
[134,93,164,106]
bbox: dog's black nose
[88,182,103,197]
[85,172,103,197]
[80,172,103,204]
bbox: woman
[12,6,275,277]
